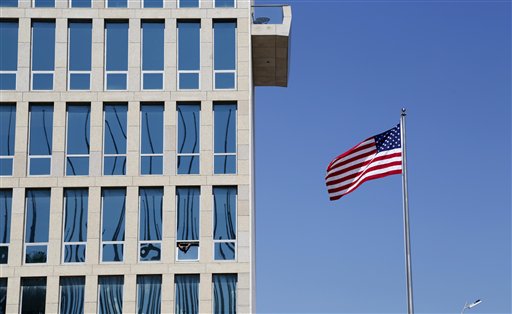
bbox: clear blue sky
[255,1,511,313]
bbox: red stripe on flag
[329,169,402,201]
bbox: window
[214,103,236,174]
[20,278,46,314]
[177,103,200,174]
[63,189,88,263]
[33,0,54,7]
[28,104,53,176]
[141,103,163,175]
[213,20,236,89]
[0,190,12,264]
[31,21,55,90]
[0,20,18,90]
[215,0,234,8]
[0,278,6,314]
[137,275,161,313]
[213,187,236,260]
[24,189,51,264]
[213,274,237,314]
[175,275,199,314]
[177,20,200,89]
[0,104,15,176]
[143,0,162,9]
[178,0,198,7]
[105,21,128,90]
[176,187,200,261]
[101,188,125,263]
[107,0,126,7]
[98,276,123,314]
[66,104,90,176]
[103,103,127,175]
[59,277,85,314]
[68,20,92,90]
[0,0,17,7]
[70,0,91,8]
[141,21,164,90]
[139,187,163,262]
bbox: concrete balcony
[251,5,291,87]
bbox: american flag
[325,124,402,201]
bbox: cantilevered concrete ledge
[252,5,291,87]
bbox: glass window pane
[0,159,13,176]
[107,0,126,7]
[69,73,90,90]
[0,278,6,314]
[214,103,236,153]
[176,187,199,241]
[214,155,236,174]
[177,243,198,260]
[179,73,199,90]
[25,245,47,263]
[69,21,92,71]
[139,188,163,241]
[104,104,127,154]
[178,21,200,71]
[177,104,200,154]
[213,274,237,314]
[0,74,16,90]
[64,189,88,243]
[214,242,235,260]
[67,105,90,155]
[0,189,12,264]
[142,21,164,71]
[20,278,46,314]
[214,21,236,71]
[141,104,163,154]
[67,157,89,176]
[29,157,51,175]
[0,0,18,7]
[63,244,86,263]
[177,156,199,175]
[60,277,85,314]
[32,21,55,71]
[106,73,127,90]
[102,244,123,262]
[106,22,128,71]
[29,104,53,156]
[141,156,163,175]
[34,0,54,6]
[25,189,51,244]
[0,104,16,158]
[98,276,123,314]
[143,73,163,90]
[143,0,162,7]
[140,243,161,261]
[215,0,234,7]
[0,21,18,71]
[179,0,198,7]
[32,73,54,90]
[137,275,161,313]
[213,187,236,240]
[71,0,91,7]
[215,72,235,89]
[175,275,199,314]
[101,189,125,242]
[104,156,126,175]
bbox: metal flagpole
[400,108,414,314]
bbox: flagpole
[400,108,414,314]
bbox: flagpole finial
[401,108,407,116]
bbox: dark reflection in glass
[64,189,88,263]
[98,276,123,314]
[0,278,6,314]
[64,244,86,263]
[0,189,12,264]
[176,242,198,260]
[140,104,163,175]
[29,104,53,175]
[176,187,199,260]
[139,188,162,261]
[67,105,90,176]
[0,104,16,175]
[213,187,236,260]
[214,103,236,174]
[20,277,46,314]
[31,21,55,90]
[175,275,199,314]
[213,274,237,314]
[60,277,85,314]
[104,104,127,175]
[25,189,50,264]
[177,104,200,174]
[214,242,235,261]
[101,188,125,262]
[137,275,162,314]
[140,243,161,261]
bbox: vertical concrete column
[5,276,20,313]
[87,186,101,264]
[93,0,105,8]
[161,273,173,313]
[13,101,28,177]
[17,18,30,92]
[84,275,98,313]
[237,18,250,92]
[237,184,250,264]
[128,19,141,92]
[127,101,140,177]
[237,99,250,176]
[91,19,104,92]
[124,186,138,264]
[48,187,64,265]
[165,18,176,92]
[55,19,68,92]
[162,185,176,263]
[123,274,137,313]
[238,272,251,313]
[200,185,212,263]
[45,275,60,313]
[201,100,213,176]
[200,18,213,91]
[199,273,212,313]
[89,101,103,177]
[52,101,66,177]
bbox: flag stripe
[327,139,375,170]
[329,169,403,201]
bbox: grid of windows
[1,0,238,7]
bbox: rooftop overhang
[251,5,292,87]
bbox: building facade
[0,0,291,313]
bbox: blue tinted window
[141,103,163,175]
[175,275,199,313]
[215,0,234,7]
[101,188,125,262]
[0,0,17,7]
[105,21,128,90]
[0,278,5,313]
[213,187,236,261]
[63,189,88,263]
[69,21,92,90]
[103,104,127,175]
[71,0,90,7]
[214,103,236,174]
[66,104,90,176]
[98,276,123,314]
[214,20,236,89]
[0,104,15,176]
[177,103,200,174]
[0,21,18,90]
[142,21,164,90]
[29,104,53,176]
[108,0,126,7]
[139,188,162,261]
[144,0,162,8]
[179,0,198,7]
[21,278,46,314]
[34,0,54,7]
[137,276,161,313]
[176,187,199,260]
[0,190,12,264]
[213,274,237,314]
[178,21,200,89]
[32,21,55,90]
[25,189,51,264]
[60,277,85,314]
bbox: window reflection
[31,21,55,90]
[213,187,236,261]
[178,21,200,89]
[139,187,163,261]
[0,189,12,264]
[0,21,18,90]
[63,189,88,263]
[20,277,46,314]
[59,277,85,314]
[29,104,53,176]
[105,21,128,90]
[177,103,200,174]
[98,276,124,314]
[67,104,90,176]
[0,104,15,176]
[175,275,199,314]
[101,188,125,262]
[213,20,236,89]
[137,275,162,313]
[103,104,127,176]
[0,278,6,314]
[176,187,200,261]
[213,274,237,314]
[68,21,92,90]
[140,103,164,175]
[142,21,164,90]
[214,103,237,174]
[24,189,51,264]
